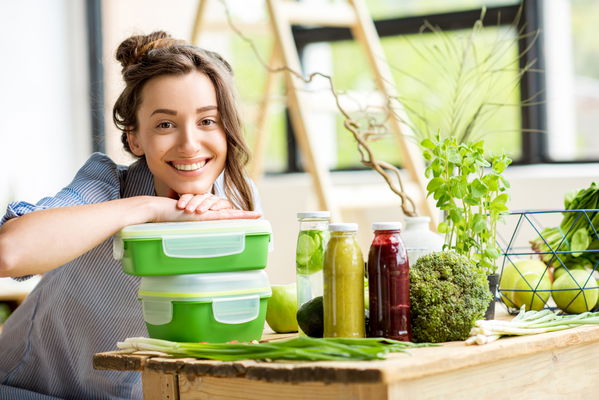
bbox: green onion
[466,306,599,345]
[117,336,436,361]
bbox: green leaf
[421,138,436,150]
[470,178,488,200]
[472,213,486,234]
[426,177,444,193]
[437,221,449,233]
[571,228,591,257]
[489,193,509,212]
[446,148,462,164]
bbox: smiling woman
[0,31,261,399]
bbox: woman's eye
[157,121,174,129]
[199,118,217,127]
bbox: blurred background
[1,0,599,296]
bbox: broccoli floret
[410,251,492,343]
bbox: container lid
[297,211,331,220]
[119,219,272,239]
[329,223,358,232]
[138,269,271,301]
[372,222,403,231]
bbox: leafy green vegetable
[421,135,511,274]
[530,183,599,269]
[410,251,492,343]
[466,306,599,345]
[117,336,436,361]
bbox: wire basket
[497,209,599,314]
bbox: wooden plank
[265,0,338,218]
[142,369,179,400]
[249,44,282,182]
[388,338,599,399]
[178,376,387,400]
[93,350,152,371]
[348,0,435,223]
[93,324,599,386]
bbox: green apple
[266,283,299,333]
[499,259,548,308]
[510,271,551,311]
[552,269,599,314]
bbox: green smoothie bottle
[323,223,365,338]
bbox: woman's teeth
[172,160,207,171]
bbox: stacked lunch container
[113,219,272,343]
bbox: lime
[552,269,599,314]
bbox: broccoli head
[410,251,492,343]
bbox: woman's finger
[196,209,261,221]
[177,193,194,210]
[208,198,234,211]
[184,194,210,213]
[197,196,230,213]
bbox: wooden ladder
[191,0,435,224]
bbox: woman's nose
[177,123,201,153]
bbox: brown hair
[113,31,254,211]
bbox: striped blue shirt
[0,153,257,399]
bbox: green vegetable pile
[410,251,492,343]
[530,183,599,271]
[117,336,435,361]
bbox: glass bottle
[401,216,444,264]
[296,211,330,308]
[323,223,365,338]
[367,222,412,341]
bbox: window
[286,0,535,172]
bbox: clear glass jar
[367,222,412,341]
[296,211,330,308]
[323,223,365,338]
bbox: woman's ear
[126,128,144,156]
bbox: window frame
[286,0,548,172]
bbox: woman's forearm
[0,196,158,277]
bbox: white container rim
[372,222,403,231]
[297,211,331,220]
[329,223,358,232]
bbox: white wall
[0,0,90,209]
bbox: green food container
[139,270,271,343]
[114,219,272,276]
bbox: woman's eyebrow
[151,108,177,116]
[197,105,217,113]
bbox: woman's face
[128,71,227,198]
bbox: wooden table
[94,316,599,400]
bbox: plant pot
[485,273,499,320]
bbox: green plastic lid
[119,219,271,239]
[138,269,271,301]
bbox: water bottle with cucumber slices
[296,212,331,308]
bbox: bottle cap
[329,223,358,232]
[297,211,331,220]
[372,222,403,231]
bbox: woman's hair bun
[115,31,182,70]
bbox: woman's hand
[177,193,232,214]
[151,195,260,222]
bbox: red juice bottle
[367,222,412,341]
